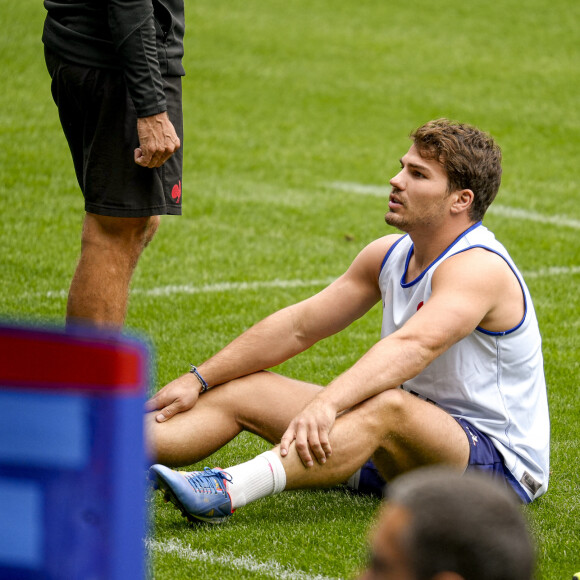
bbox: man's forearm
[197,306,316,389]
[319,332,436,413]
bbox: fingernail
[156,414,165,422]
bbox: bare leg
[149,375,468,485]
[148,381,470,521]
[67,212,160,329]
[275,388,470,489]
[147,371,323,467]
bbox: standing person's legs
[45,48,183,328]
[67,213,160,328]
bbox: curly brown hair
[410,119,502,222]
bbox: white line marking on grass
[39,266,580,301]
[133,278,336,297]
[146,538,340,580]
[45,289,67,299]
[327,182,390,196]
[523,265,580,279]
[326,181,580,230]
[486,205,580,230]
[40,278,335,300]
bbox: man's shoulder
[365,234,405,255]
[440,245,511,270]
[363,234,405,262]
[349,234,404,283]
[434,246,520,292]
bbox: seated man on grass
[146,119,550,524]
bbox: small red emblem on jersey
[171,180,182,203]
[417,301,424,311]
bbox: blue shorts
[356,417,530,503]
[454,417,530,503]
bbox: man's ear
[450,189,474,215]
[431,572,466,580]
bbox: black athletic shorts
[45,47,183,217]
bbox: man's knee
[82,213,160,254]
[356,388,410,436]
[142,215,160,247]
[367,388,408,415]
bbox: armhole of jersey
[378,235,407,278]
[451,245,528,336]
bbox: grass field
[1,0,579,578]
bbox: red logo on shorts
[171,181,182,203]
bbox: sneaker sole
[149,471,230,525]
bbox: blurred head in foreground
[359,467,535,580]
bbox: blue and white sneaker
[149,464,234,524]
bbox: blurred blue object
[0,323,150,580]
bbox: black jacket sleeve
[107,0,166,117]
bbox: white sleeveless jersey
[379,222,550,500]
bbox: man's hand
[279,398,337,467]
[134,111,180,168]
[145,373,200,422]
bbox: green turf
[1,0,579,578]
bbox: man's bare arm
[280,248,521,466]
[146,235,397,421]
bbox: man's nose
[389,170,404,190]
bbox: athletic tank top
[378,222,550,500]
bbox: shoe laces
[185,467,233,496]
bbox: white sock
[224,450,287,509]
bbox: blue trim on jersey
[450,245,528,336]
[400,221,483,288]
[378,235,408,276]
